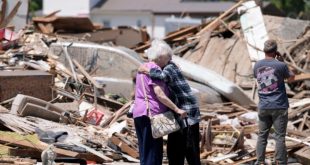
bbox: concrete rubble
[0,0,309,165]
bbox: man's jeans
[255,109,288,165]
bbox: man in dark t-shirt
[253,39,294,165]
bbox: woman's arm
[153,85,187,118]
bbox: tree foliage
[269,0,308,18]
[29,0,42,12]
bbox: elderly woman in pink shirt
[133,40,187,165]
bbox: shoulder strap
[140,75,151,117]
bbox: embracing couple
[132,39,201,165]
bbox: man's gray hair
[145,39,173,61]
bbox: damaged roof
[92,0,236,14]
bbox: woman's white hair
[145,39,172,61]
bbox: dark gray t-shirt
[253,59,293,110]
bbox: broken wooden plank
[8,148,41,159]
[83,93,123,110]
[71,141,113,162]
[73,59,102,89]
[100,100,132,127]
[294,146,310,165]
[288,104,310,119]
[286,136,310,147]
[0,0,7,25]
[229,129,245,153]
[207,153,238,163]
[44,10,61,18]
[290,98,310,108]
[287,128,310,138]
[134,25,202,52]
[0,136,78,157]
[291,73,310,82]
[33,16,95,32]
[0,0,21,28]
[206,119,212,151]
[37,23,53,34]
[0,157,36,165]
[110,135,139,158]
[298,113,308,131]
[197,0,244,36]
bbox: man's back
[253,59,292,110]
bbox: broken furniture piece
[11,94,72,122]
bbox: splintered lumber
[196,0,244,36]
[100,100,132,127]
[71,141,113,162]
[73,59,102,89]
[62,45,79,83]
[83,93,123,110]
[229,129,245,153]
[294,146,310,165]
[8,148,41,159]
[0,0,21,28]
[37,23,53,34]
[291,73,310,82]
[134,25,202,52]
[205,119,212,151]
[0,136,78,157]
[110,135,139,158]
[287,128,310,137]
[290,98,310,108]
[207,153,238,163]
[200,150,215,159]
[0,0,7,25]
[32,16,95,32]
[0,105,8,112]
[0,157,36,164]
[286,136,310,147]
[44,10,61,18]
[288,104,310,119]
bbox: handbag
[140,75,180,139]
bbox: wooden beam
[287,128,310,138]
[0,0,21,28]
[0,0,7,25]
[110,135,139,159]
[0,157,36,164]
[0,136,78,157]
[294,146,310,165]
[291,73,310,82]
[44,10,61,18]
[37,23,54,34]
[8,148,41,159]
[73,59,102,89]
[196,0,244,36]
[288,105,310,120]
[134,25,202,52]
[71,141,113,162]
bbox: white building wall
[91,12,171,39]
[153,15,167,39]
[43,0,91,17]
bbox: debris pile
[0,0,309,164]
